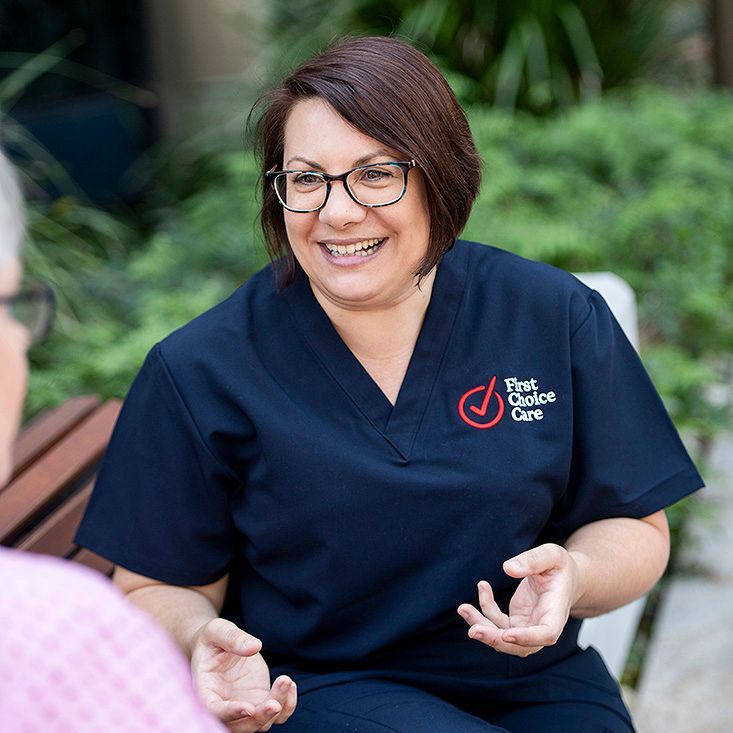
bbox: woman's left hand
[457,543,582,657]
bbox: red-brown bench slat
[9,395,101,482]
[15,479,95,556]
[0,400,121,545]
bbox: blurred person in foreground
[76,37,703,733]
[0,147,226,732]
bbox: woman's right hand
[191,618,298,732]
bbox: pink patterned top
[0,547,225,732]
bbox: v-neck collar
[283,242,467,461]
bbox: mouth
[319,237,386,258]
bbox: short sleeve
[75,344,240,585]
[546,290,704,541]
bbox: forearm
[565,511,670,619]
[125,583,219,658]
[112,566,230,657]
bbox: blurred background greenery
[1,0,732,685]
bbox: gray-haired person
[0,147,227,733]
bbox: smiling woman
[75,36,703,733]
[277,97,432,314]
[250,35,481,290]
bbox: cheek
[284,213,319,258]
[284,213,306,245]
[392,179,430,245]
[0,328,28,479]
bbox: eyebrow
[285,148,395,170]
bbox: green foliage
[265,0,666,112]
[1,35,144,349]
[464,86,733,444]
[24,149,268,416]
[23,87,733,463]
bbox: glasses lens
[347,164,406,206]
[9,283,55,345]
[274,172,327,212]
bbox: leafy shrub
[25,86,733,461]
[464,86,733,445]
[24,149,268,414]
[265,0,668,112]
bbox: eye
[293,172,324,187]
[358,166,396,184]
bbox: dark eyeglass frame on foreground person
[0,281,55,345]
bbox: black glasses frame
[265,160,416,213]
[1,281,56,345]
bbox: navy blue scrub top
[76,239,703,691]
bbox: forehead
[283,98,397,165]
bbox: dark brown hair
[248,35,482,288]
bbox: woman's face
[282,98,432,311]
[0,256,29,486]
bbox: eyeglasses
[1,281,56,345]
[266,160,416,213]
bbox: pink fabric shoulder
[0,547,225,732]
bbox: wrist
[566,548,590,617]
[186,615,218,659]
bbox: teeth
[323,238,383,256]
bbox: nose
[318,179,367,229]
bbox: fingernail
[505,560,521,570]
[504,635,516,643]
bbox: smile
[321,238,386,257]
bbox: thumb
[200,618,262,657]
[503,543,565,578]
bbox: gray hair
[0,147,25,266]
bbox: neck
[312,269,437,362]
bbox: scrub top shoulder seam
[569,289,597,341]
[153,342,242,484]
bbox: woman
[76,37,703,733]
[0,148,226,732]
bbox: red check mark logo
[469,375,499,416]
[458,375,505,429]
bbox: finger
[219,678,295,731]
[221,700,283,733]
[208,699,257,723]
[457,603,501,630]
[271,677,298,722]
[244,679,295,729]
[468,624,543,658]
[504,543,564,579]
[500,624,561,648]
[477,580,510,628]
[246,699,283,731]
[202,618,262,657]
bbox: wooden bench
[0,395,122,575]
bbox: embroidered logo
[458,375,557,428]
[458,375,505,429]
